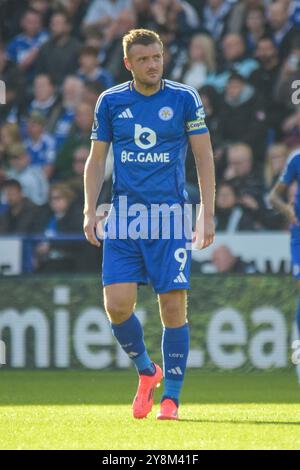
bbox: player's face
[125,43,163,87]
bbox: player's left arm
[184,87,215,248]
[189,131,216,249]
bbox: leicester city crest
[158,106,174,121]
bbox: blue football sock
[111,313,155,375]
[161,323,190,405]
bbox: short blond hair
[122,29,163,58]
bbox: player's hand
[193,207,215,250]
[83,212,102,247]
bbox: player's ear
[124,56,132,72]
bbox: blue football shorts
[102,210,192,294]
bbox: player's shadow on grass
[179,418,300,425]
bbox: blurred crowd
[0,0,300,260]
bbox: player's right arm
[84,92,112,246]
[83,140,110,246]
[268,181,298,225]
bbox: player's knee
[160,300,187,328]
[104,298,133,324]
[162,313,187,328]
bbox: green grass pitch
[1,369,300,450]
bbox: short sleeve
[184,88,208,135]
[91,93,112,143]
[280,154,299,185]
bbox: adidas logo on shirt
[167,367,183,376]
[118,108,133,118]
[173,272,187,284]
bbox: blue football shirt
[280,148,300,223]
[91,79,208,210]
